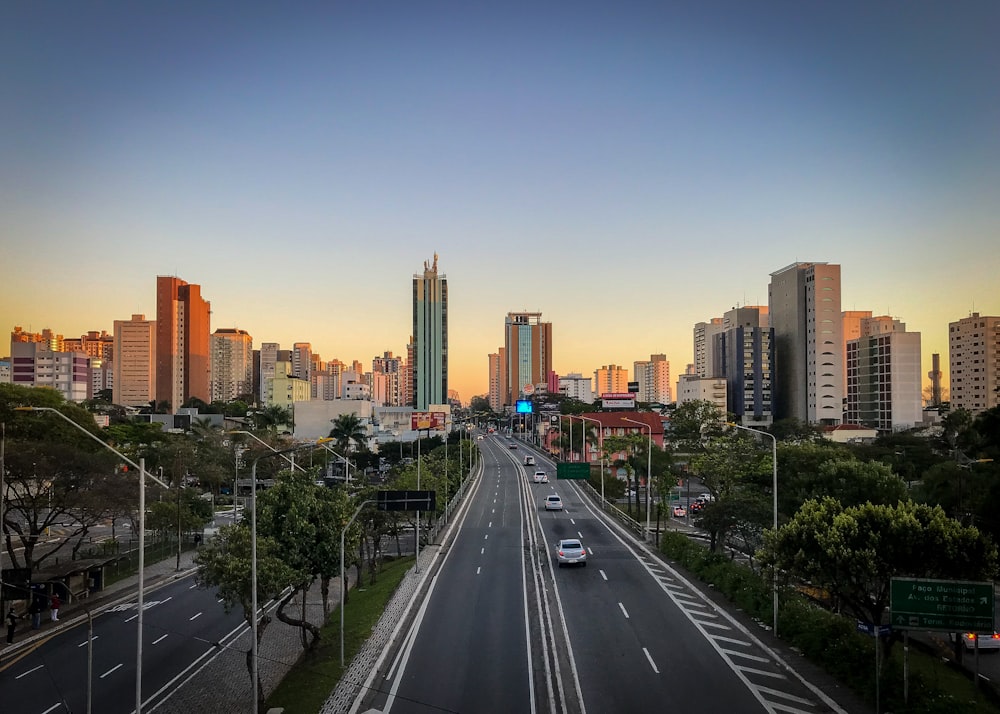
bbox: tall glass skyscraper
[411,254,448,410]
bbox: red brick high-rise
[156,276,211,410]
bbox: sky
[2,1,999,405]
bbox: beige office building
[113,314,156,407]
[949,313,1000,415]
[211,328,253,403]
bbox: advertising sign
[601,393,635,409]
[516,400,533,414]
[411,411,447,431]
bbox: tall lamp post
[576,415,605,504]
[623,418,652,541]
[15,406,170,714]
[245,437,330,714]
[726,421,778,636]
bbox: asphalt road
[360,436,849,714]
[0,573,245,713]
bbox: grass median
[264,555,415,713]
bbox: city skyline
[3,2,999,404]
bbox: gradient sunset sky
[3,2,998,404]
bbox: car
[544,494,563,510]
[689,500,704,513]
[555,538,587,567]
[508,443,517,449]
[952,632,1000,651]
[524,455,535,466]
[532,471,549,484]
[477,435,484,440]
[672,505,686,518]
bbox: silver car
[544,494,563,510]
[556,539,587,567]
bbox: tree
[254,404,291,433]
[782,456,908,514]
[329,413,367,455]
[255,470,357,645]
[667,400,726,451]
[760,497,998,661]
[689,432,772,552]
[194,523,304,707]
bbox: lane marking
[476,567,481,575]
[78,636,99,647]
[152,634,169,645]
[599,570,608,581]
[723,649,770,663]
[737,665,787,679]
[618,603,630,619]
[756,686,815,705]
[570,518,576,525]
[125,614,138,623]
[643,647,660,674]
[488,521,492,528]
[100,663,124,679]
[15,664,44,679]
[188,583,197,589]
[189,612,202,621]
[481,547,485,554]
[484,534,489,541]
[41,706,61,714]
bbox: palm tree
[256,404,292,433]
[329,414,367,454]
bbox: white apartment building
[210,328,253,403]
[846,316,922,432]
[258,342,280,403]
[693,318,724,378]
[675,374,727,414]
[558,372,594,403]
[949,313,1000,415]
[633,354,672,404]
[11,342,90,402]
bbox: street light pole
[577,415,605,504]
[14,407,169,714]
[727,421,778,636]
[623,418,652,541]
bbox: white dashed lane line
[618,603,630,619]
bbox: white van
[524,455,535,466]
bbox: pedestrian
[5,606,18,644]
[50,593,61,622]
[28,596,42,630]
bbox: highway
[359,434,848,714]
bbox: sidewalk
[3,547,348,714]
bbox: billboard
[515,400,533,414]
[411,411,447,430]
[601,393,635,409]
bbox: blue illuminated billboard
[515,400,533,414]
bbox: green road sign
[890,577,995,632]
[557,463,590,480]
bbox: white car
[544,494,563,510]
[532,471,549,484]
[952,632,1000,651]
[556,539,587,567]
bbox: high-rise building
[949,313,1000,415]
[594,364,629,396]
[292,342,312,383]
[156,276,211,410]
[257,342,280,403]
[412,254,448,410]
[768,262,844,425]
[64,331,115,362]
[113,314,156,407]
[373,351,403,407]
[693,318,724,378]
[11,326,64,351]
[717,306,774,426]
[404,337,415,408]
[503,312,553,407]
[10,341,90,401]
[676,374,727,413]
[846,316,922,431]
[633,354,672,405]
[211,328,253,404]
[487,351,504,412]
